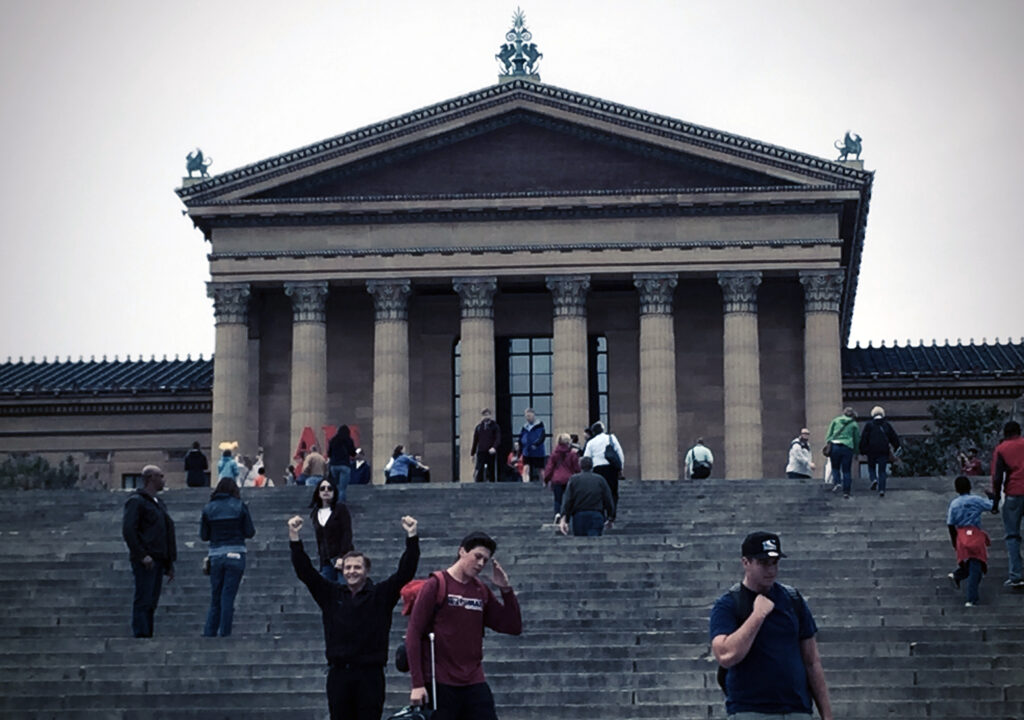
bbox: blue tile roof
[0,340,1020,396]
[842,340,1024,379]
[0,356,213,395]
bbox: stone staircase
[0,476,1021,719]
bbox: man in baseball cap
[709,531,833,719]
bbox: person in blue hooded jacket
[200,477,255,636]
[519,408,547,483]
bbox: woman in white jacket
[582,422,624,522]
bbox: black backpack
[604,435,622,470]
[716,582,802,693]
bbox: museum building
[1,78,1021,487]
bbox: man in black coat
[289,514,420,720]
[470,408,501,483]
[183,441,208,487]
[859,405,901,497]
[558,457,615,537]
[122,465,177,637]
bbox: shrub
[0,453,80,490]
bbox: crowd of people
[118,408,1024,719]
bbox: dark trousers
[204,553,246,637]
[434,681,498,720]
[829,443,855,493]
[326,664,385,720]
[595,464,618,519]
[130,560,163,638]
[571,510,605,537]
[953,558,984,604]
[551,483,566,516]
[525,456,545,483]
[787,471,812,479]
[474,452,498,482]
[865,455,889,493]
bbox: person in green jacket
[825,408,860,499]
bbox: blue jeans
[866,455,888,493]
[829,443,854,494]
[1002,495,1024,581]
[329,464,351,502]
[130,560,163,638]
[552,484,566,516]
[204,553,245,637]
[571,510,605,537]
[954,558,984,604]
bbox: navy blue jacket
[200,494,256,549]
[520,421,547,459]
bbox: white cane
[429,631,437,711]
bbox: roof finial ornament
[496,7,542,83]
[186,148,213,178]
[834,131,862,162]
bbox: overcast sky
[1,0,1021,362]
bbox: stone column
[284,281,329,454]
[545,274,590,439]
[207,283,251,474]
[718,271,763,479]
[800,270,845,447]
[367,279,412,485]
[633,273,679,480]
[453,276,498,483]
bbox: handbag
[202,556,211,575]
[821,443,831,457]
[604,436,623,470]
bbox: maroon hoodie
[543,443,581,486]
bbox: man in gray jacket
[559,457,615,537]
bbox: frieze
[453,277,498,319]
[178,81,870,203]
[633,273,678,315]
[0,400,212,417]
[800,270,845,313]
[366,279,412,321]
[284,281,329,323]
[718,271,763,313]
[209,237,840,262]
[207,282,251,325]
[545,275,590,317]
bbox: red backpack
[395,572,448,673]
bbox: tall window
[499,338,552,455]
[453,340,462,479]
[588,335,609,430]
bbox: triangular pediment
[249,112,795,200]
[178,80,871,206]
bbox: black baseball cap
[742,531,787,559]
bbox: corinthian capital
[453,276,498,319]
[545,274,590,317]
[207,282,251,325]
[799,270,845,314]
[718,271,762,314]
[633,273,678,315]
[366,279,412,321]
[284,281,328,323]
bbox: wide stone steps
[0,476,1020,719]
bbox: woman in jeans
[825,407,861,499]
[308,479,353,581]
[199,477,255,637]
[543,433,581,524]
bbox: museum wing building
[173,79,871,482]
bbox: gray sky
[1,0,1021,362]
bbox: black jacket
[561,470,615,518]
[471,419,501,456]
[122,490,177,569]
[860,418,900,458]
[291,535,419,666]
[311,504,354,567]
[328,432,355,467]
[183,449,208,486]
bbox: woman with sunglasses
[308,479,353,582]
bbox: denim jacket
[200,494,255,556]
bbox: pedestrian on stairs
[288,514,420,720]
[825,407,860,499]
[946,475,994,606]
[121,465,176,638]
[199,477,255,636]
[710,531,833,720]
[406,531,522,719]
[558,456,614,537]
[859,406,900,497]
[543,433,581,524]
[684,438,714,479]
[991,420,1024,588]
[582,422,624,522]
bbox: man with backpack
[709,531,833,720]
[582,422,624,523]
[406,531,522,719]
[288,514,419,720]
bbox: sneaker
[948,572,961,589]
[832,484,840,493]
[879,492,885,498]
[870,480,878,491]
[553,513,561,525]
[1003,578,1024,588]
[964,602,974,607]
[843,493,851,499]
